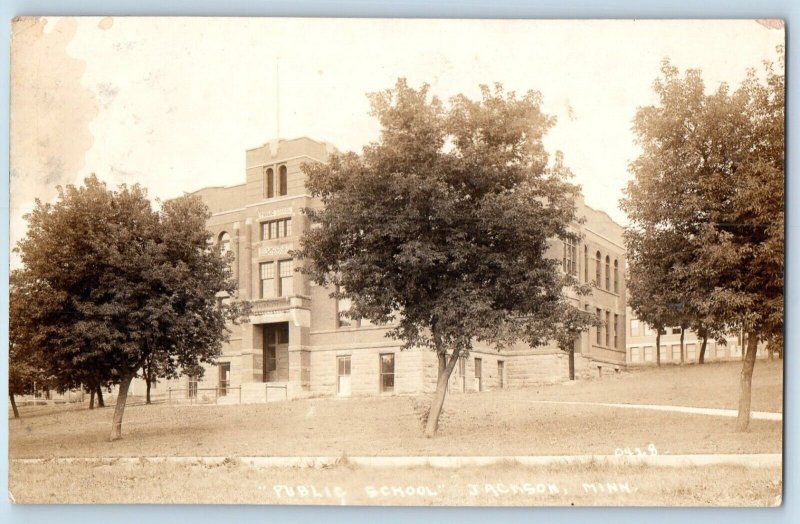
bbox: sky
[9,18,784,267]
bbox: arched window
[265,167,275,198]
[614,259,619,293]
[605,256,611,290]
[595,251,601,286]
[278,165,288,196]
[584,246,588,282]
[218,231,231,255]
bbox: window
[497,361,505,389]
[644,324,655,336]
[278,260,293,297]
[605,256,610,290]
[336,288,352,327]
[671,327,682,335]
[219,363,230,396]
[260,262,275,298]
[584,246,588,282]
[380,353,395,393]
[630,319,640,337]
[614,314,619,348]
[613,260,619,293]
[337,355,351,395]
[644,346,654,362]
[605,311,611,347]
[474,358,483,392]
[596,308,602,345]
[261,218,292,240]
[279,165,288,196]
[265,167,274,198]
[218,231,231,255]
[188,375,198,399]
[595,251,602,285]
[630,346,640,363]
[563,237,577,275]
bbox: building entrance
[263,322,289,382]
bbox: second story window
[278,259,293,297]
[261,218,292,240]
[605,256,611,290]
[218,231,231,255]
[584,246,588,282]
[563,237,577,276]
[260,262,275,299]
[614,259,619,293]
[595,251,601,286]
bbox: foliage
[295,79,594,435]
[13,175,250,434]
[622,49,784,427]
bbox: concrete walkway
[526,400,782,421]
[11,453,782,468]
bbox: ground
[8,359,784,505]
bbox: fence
[167,386,242,405]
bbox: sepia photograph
[7,17,785,506]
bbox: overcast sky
[9,17,784,266]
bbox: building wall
[624,306,769,365]
[191,137,628,399]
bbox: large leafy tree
[14,176,249,440]
[8,271,52,418]
[623,51,784,430]
[296,79,593,437]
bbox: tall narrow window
[336,287,352,327]
[260,262,275,298]
[188,375,198,399]
[595,251,601,285]
[614,313,619,348]
[265,167,274,198]
[605,256,611,290]
[380,353,395,393]
[219,363,230,396]
[596,308,602,345]
[584,246,588,282]
[279,165,288,196]
[563,237,576,275]
[606,311,611,346]
[614,259,619,293]
[278,260,293,297]
[218,231,231,255]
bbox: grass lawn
[8,460,782,506]
[8,360,782,505]
[9,360,783,459]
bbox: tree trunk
[679,327,685,364]
[96,386,105,408]
[424,349,461,438]
[89,388,95,409]
[736,332,759,432]
[146,377,152,405]
[656,331,661,367]
[698,333,708,364]
[109,375,134,441]
[10,393,19,419]
[568,346,575,380]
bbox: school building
[624,307,768,365]
[176,137,628,403]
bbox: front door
[263,322,289,382]
[219,363,230,396]
[337,356,351,396]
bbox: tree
[296,79,593,437]
[553,300,602,380]
[14,176,250,440]
[8,271,52,418]
[622,51,784,430]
